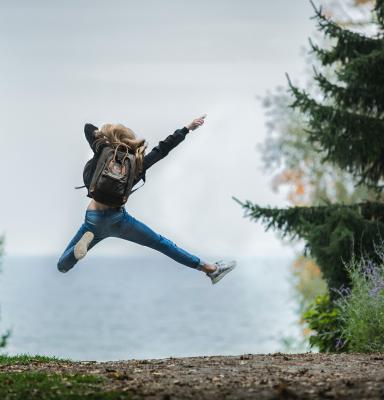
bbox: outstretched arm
[138,114,207,178]
[131,115,206,187]
[141,126,189,171]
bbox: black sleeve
[131,126,190,187]
[142,126,189,171]
[84,123,99,152]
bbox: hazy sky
[1,0,315,259]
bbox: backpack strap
[112,143,129,164]
[126,152,137,190]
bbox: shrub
[336,249,384,352]
[303,293,346,352]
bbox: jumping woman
[57,115,236,284]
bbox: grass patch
[0,354,69,365]
[0,372,134,400]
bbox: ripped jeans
[57,207,205,273]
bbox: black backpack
[77,143,139,207]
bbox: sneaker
[74,231,94,260]
[206,260,237,285]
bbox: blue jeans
[57,207,205,273]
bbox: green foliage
[248,1,384,352]
[237,0,384,295]
[309,5,382,67]
[259,5,380,207]
[234,198,384,291]
[287,76,384,189]
[258,3,382,351]
[336,252,384,352]
[303,293,344,352]
[303,243,384,354]
[0,372,132,400]
[288,3,384,189]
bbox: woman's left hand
[187,114,207,131]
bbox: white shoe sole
[211,260,237,285]
[74,231,94,260]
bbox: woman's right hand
[187,114,207,131]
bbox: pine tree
[236,1,384,293]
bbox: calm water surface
[0,255,299,361]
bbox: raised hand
[187,114,207,131]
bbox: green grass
[0,355,137,399]
[0,354,70,365]
[0,372,133,400]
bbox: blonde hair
[93,123,147,178]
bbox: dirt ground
[2,353,384,399]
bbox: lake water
[0,255,300,361]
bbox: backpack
[77,143,139,207]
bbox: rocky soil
[2,353,384,399]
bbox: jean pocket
[85,212,103,226]
[108,214,125,230]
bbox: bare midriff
[87,199,116,211]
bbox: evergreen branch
[236,200,384,290]
[290,83,384,128]
[309,34,382,66]
[232,196,245,207]
[309,0,321,19]
[375,0,384,28]
[313,69,384,116]
[287,83,384,186]
[310,1,367,42]
[285,73,311,110]
[307,4,383,67]
[339,48,384,89]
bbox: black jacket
[82,123,190,198]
